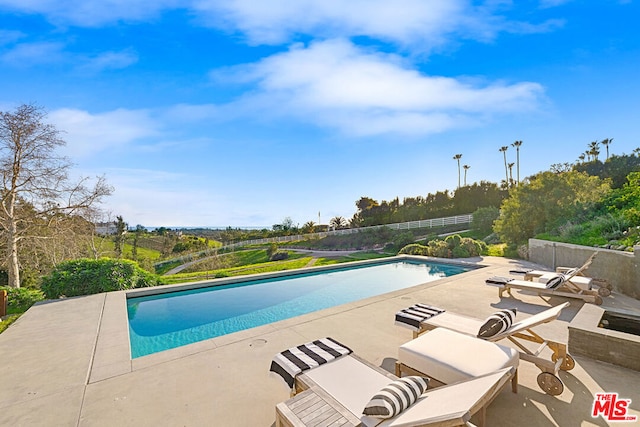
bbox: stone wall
[528,239,640,299]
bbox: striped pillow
[477,308,517,339]
[362,376,429,419]
[545,274,565,289]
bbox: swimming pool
[127,258,474,358]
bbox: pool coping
[89,255,486,383]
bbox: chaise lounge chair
[395,302,572,395]
[509,252,611,296]
[486,260,607,305]
[271,338,518,427]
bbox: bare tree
[0,104,113,288]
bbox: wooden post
[0,289,7,317]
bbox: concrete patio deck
[1,256,639,426]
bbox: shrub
[623,207,640,226]
[483,233,501,245]
[459,237,486,256]
[41,258,160,299]
[452,245,469,258]
[444,234,461,249]
[428,240,451,258]
[0,287,44,313]
[592,213,629,241]
[266,243,279,258]
[269,251,289,261]
[392,232,414,249]
[471,206,500,237]
[398,244,428,256]
[557,221,585,241]
[400,236,486,258]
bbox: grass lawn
[162,256,315,284]
[0,314,20,333]
[161,251,393,285]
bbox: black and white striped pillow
[545,274,566,289]
[362,376,429,419]
[477,308,517,339]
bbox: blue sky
[2,1,639,228]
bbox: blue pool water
[127,259,473,358]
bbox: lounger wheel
[552,353,576,371]
[598,287,611,297]
[594,296,603,305]
[537,372,564,396]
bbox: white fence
[156,214,473,268]
[227,214,473,247]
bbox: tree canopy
[494,170,611,245]
[352,181,506,227]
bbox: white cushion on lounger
[538,272,592,290]
[398,328,518,384]
[303,355,391,424]
[423,312,483,336]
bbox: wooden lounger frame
[411,302,572,396]
[289,354,516,427]
[496,257,606,304]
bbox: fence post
[0,289,7,318]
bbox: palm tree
[634,147,640,157]
[601,138,613,160]
[499,146,509,188]
[578,153,585,163]
[329,216,347,230]
[463,164,470,186]
[453,154,462,188]
[302,221,316,234]
[511,140,522,185]
[588,140,600,162]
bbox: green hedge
[399,235,487,258]
[41,258,160,299]
[0,287,44,314]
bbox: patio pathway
[1,256,639,426]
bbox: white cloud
[215,39,544,136]
[193,0,566,49]
[97,168,239,227]
[0,1,565,51]
[49,108,160,157]
[78,49,139,72]
[0,41,65,65]
[0,0,181,27]
[194,0,467,48]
